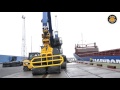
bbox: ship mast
[21,15,26,59]
[31,36,32,52]
[55,15,57,31]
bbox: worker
[90,58,93,62]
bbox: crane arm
[41,12,54,47]
[41,12,48,26]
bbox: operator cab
[59,37,62,45]
[54,31,62,46]
[28,52,40,60]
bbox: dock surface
[1,63,120,78]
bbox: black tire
[61,55,67,69]
[61,62,66,69]
[62,55,67,62]
[16,62,22,66]
[3,63,11,67]
[23,66,30,71]
[20,62,23,66]
[6,64,11,67]
[2,64,6,67]
[47,66,61,74]
[10,63,16,67]
[32,68,46,75]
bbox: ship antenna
[81,33,83,47]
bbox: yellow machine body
[30,27,64,69]
[23,60,32,70]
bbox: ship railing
[76,42,97,48]
[78,52,99,55]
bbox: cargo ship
[73,42,120,64]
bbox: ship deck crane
[30,12,67,75]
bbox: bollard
[80,62,83,63]
[97,64,102,67]
[90,63,93,65]
[107,65,116,69]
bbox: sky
[0,12,120,57]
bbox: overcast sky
[0,12,119,57]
